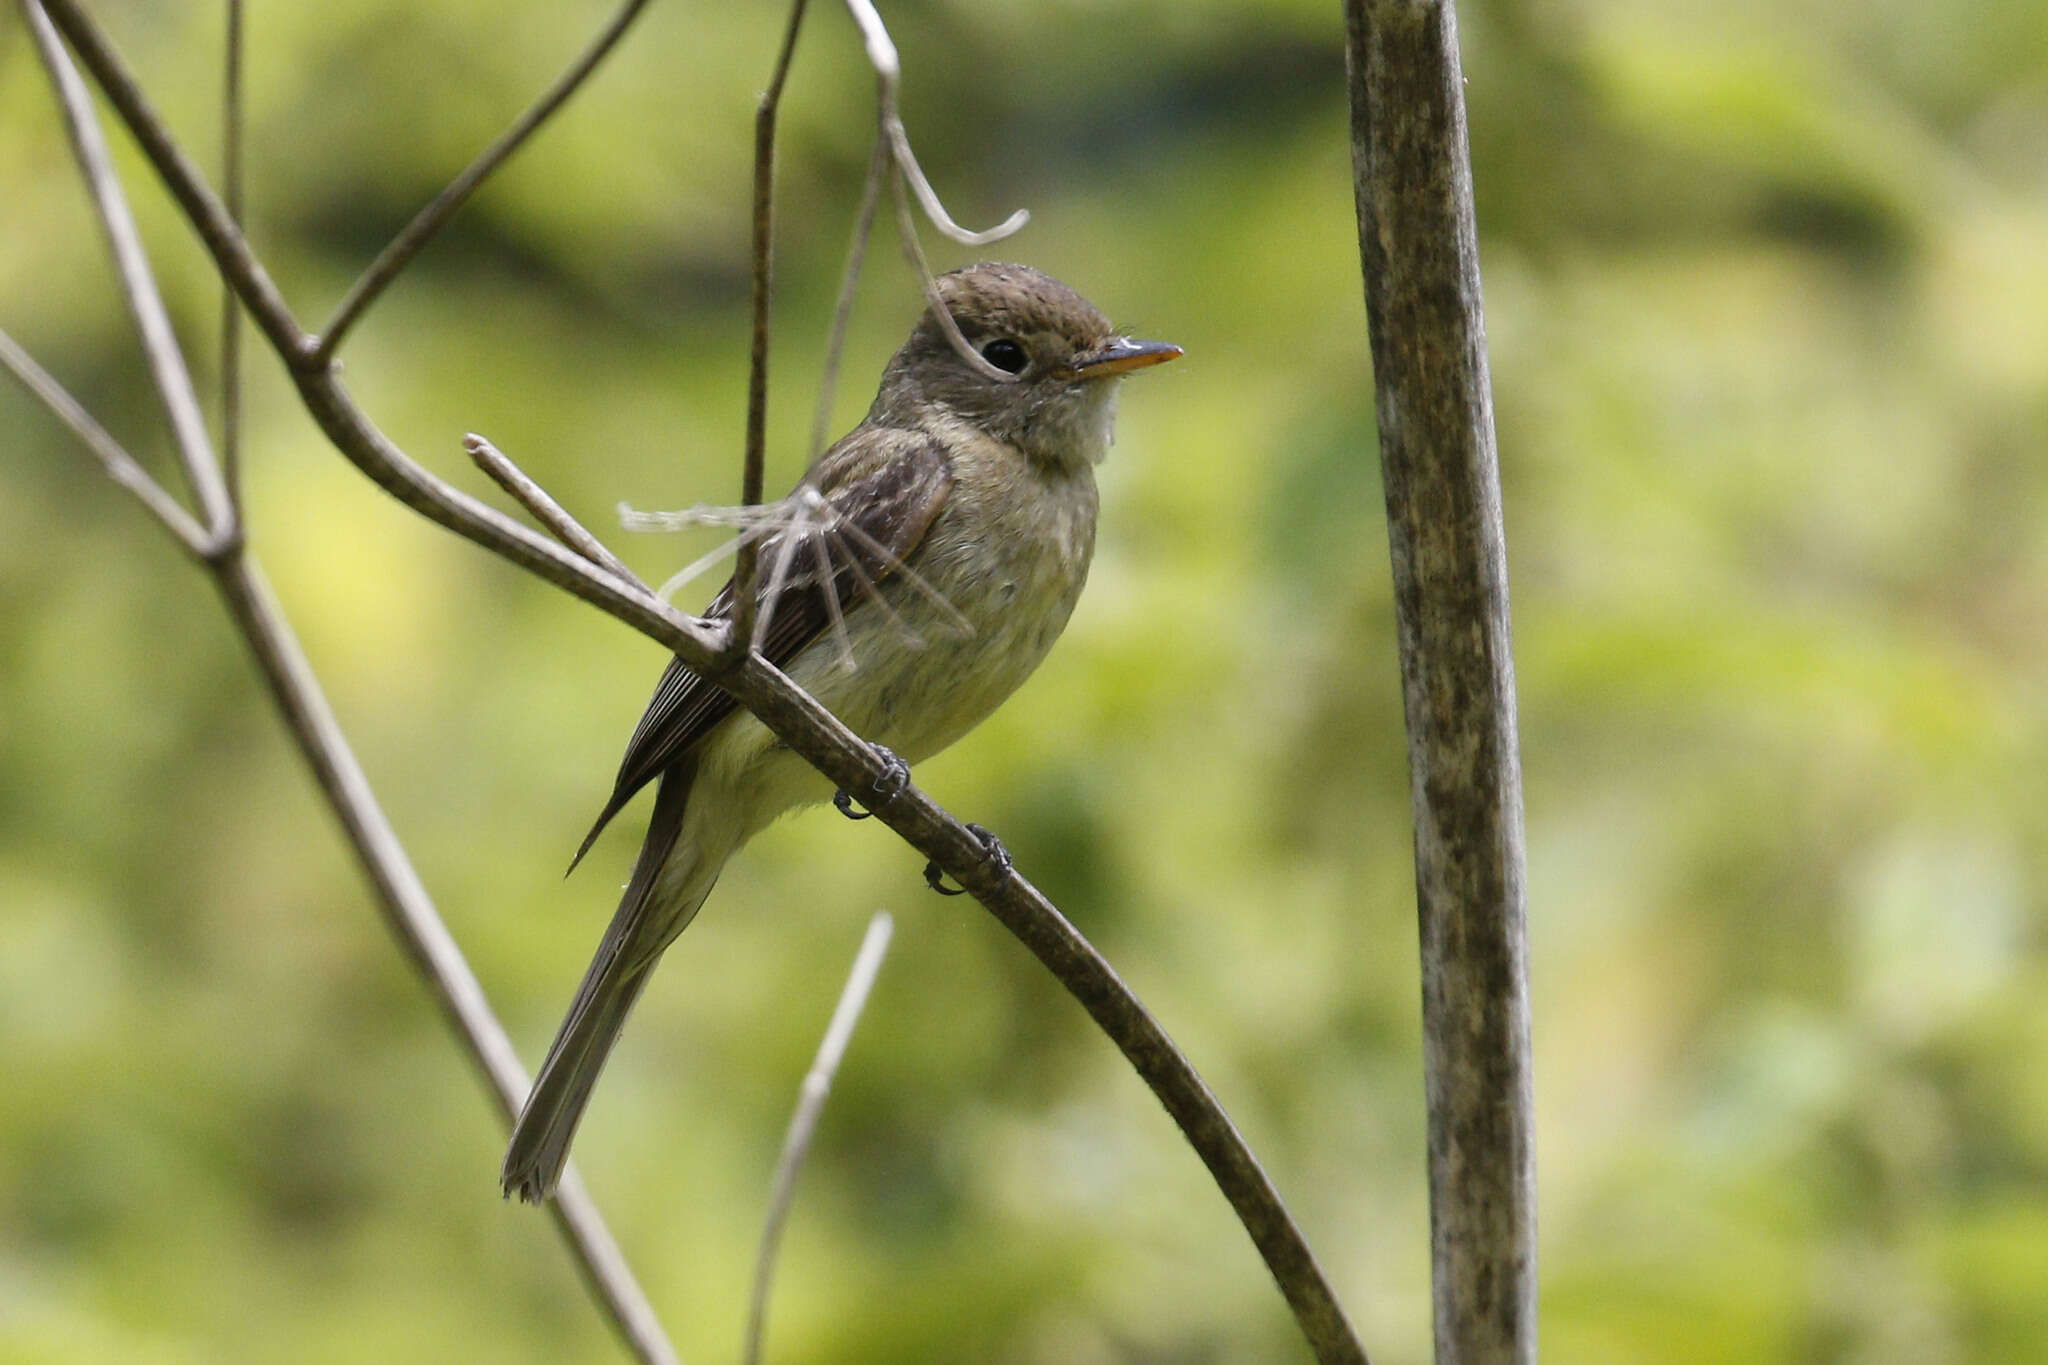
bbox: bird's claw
[925,823,1011,897]
[834,744,910,821]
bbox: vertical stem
[809,128,887,460]
[733,0,810,655]
[219,0,244,506]
[1342,3,1536,1362]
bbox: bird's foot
[925,824,1011,897]
[834,744,910,821]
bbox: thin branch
[0,325,212,554]
[809,128,886,460]
[882,120,1026,249]
[733,0,813,661]
[311,0,655,363]
[24,0,233,545]
[840,0,1026,247]
[218,0,243,506]
[208,554,680,1365]
[36,0,308,363]
[13,331,680,1365]
[888,162,1006,382]
[466,433,641,587]
[1344,2,1535,1362]
[43,6,1370,1358]
[744,910,894,1365]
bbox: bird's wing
[568,431,954,868]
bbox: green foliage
[3,1,2046,1360]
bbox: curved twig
[840,0,1027,248]
[887,159,1011,382]
[838,0,1024,384]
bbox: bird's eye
[980,338,1028,374]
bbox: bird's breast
[801,453,1099,763]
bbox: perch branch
[34,0,304,361]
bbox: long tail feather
[503,763,713,1202]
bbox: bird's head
[874,262,1181,471]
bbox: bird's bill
[1058,337,1184,381]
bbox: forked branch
[14,5,679,1361]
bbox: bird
[501,261,1181,1202]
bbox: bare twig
[39,4,1369,1358]
[311,0,655,363]
[887,163,1009,383]
[466,433,641,586]
[24,0,233,547]
[0,325,212,555]
[840,0,1026,247]
[733,0,813,661]
[218,0,243,506]
[744,910,894,1365]
[1344,2,1535,1361]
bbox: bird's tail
[502,764,719,1203]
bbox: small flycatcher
[503,262,1180,1201]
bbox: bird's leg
[924,824,1011,896]
[834,744,910,820]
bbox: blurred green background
[5,1,2047,1361]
